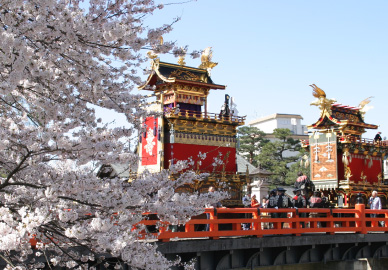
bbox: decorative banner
[141,117,158,166]
[310,132,338,182]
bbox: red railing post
[291,209,302,236]
[371,211,378,228]
[158,223,170,242]
[355,203,367,234]
[185,222,195,233]
[326,209,334,235]
[385,212,388,230]
[209,209,219,240]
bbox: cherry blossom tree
[0,0,224,269]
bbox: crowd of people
[160,169,388,235]
[239,172,383,230]
[205,171,385,232]
[241,186,329,230]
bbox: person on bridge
[251,194,260,208]
[308,191,323,228]
[321,191,330,208]
[261,196,268,208]
[276,187,292,228]
[369,190,383,226]
[266,189,278,229]
[242,193,251,230]
[292,188,306,228]
[295,171,310,196]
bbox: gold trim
[138,59,176,90]
[172,134,236,147]
[159,61,208,73]
[138,70,156,90]
[153,59,176,83]
[167,118,240,136]
[169,70,201,82]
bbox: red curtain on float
[342,154,382,184]
[164,143,237,173]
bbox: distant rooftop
[236,155,256,174]
[250,167,272,175]
[249,113,303,126]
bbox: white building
[248,113,308,159]
[248,113,307,136]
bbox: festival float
[302,84,388,207]
[137,48,247,206]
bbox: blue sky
[138,0,388,139]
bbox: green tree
[285,148,311,185]
[237,126,268,167]
[256,128,302,185]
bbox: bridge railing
[139,204,388,242]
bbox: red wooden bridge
[143,204,388,242]
[26,204,388,269]
[143,204,388,269]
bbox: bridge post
[209,208,219,240]
[326,208,334,235]
[385,212,388,230]
[355,202,367,234]
[185,222,195,233]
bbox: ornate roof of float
[307,84,378,136]
[138,47,225,91]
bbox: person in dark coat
[295,171,311,196]
[374,132,382,143]
[276,187,292,228]
[267,189,278,228]
[292,188,306,228]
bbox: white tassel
[305,159,309,168]
[343,155,349,165]
[368,158,373,168]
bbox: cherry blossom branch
[1,150,31,188]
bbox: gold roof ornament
[310,84,337,115]
[307,85,378,135]
[177,47,186,66]
[358,96,374,120]
[146,36,164,60]
[198,47,218,75]
[147,50,158,60]
[177,56,186,66]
